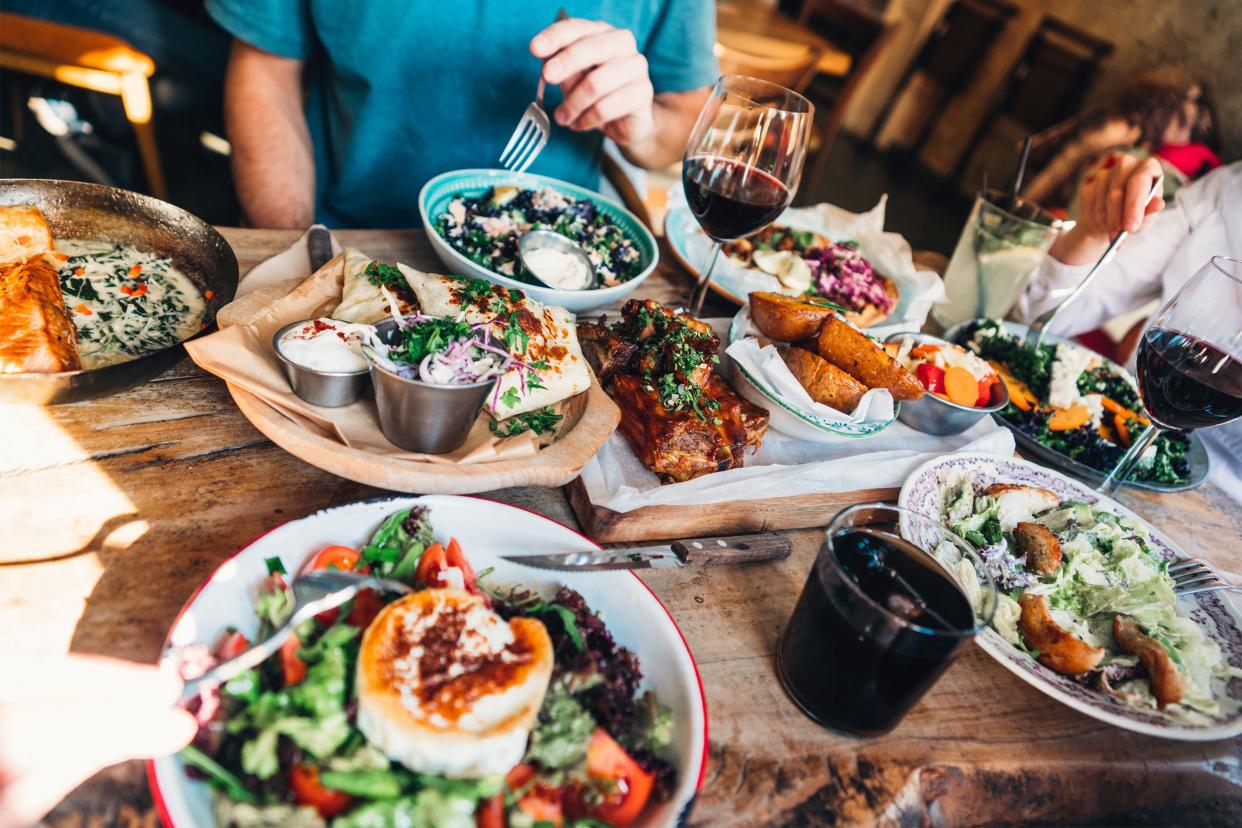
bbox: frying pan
[0,179,238,404]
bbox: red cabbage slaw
[804,242,894,314]
[364,303,543,411]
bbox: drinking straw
[1008,136,1033,211]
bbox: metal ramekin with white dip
[518,230,595,290]
[273,318,373,407]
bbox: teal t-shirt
[206,0,718,228]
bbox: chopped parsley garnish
[454,276,495,306]
[365,261,404,288]
[489,406,563,437]
[387,317,474,366]
[499,386,522,409]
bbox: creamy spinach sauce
[55,239,206,369]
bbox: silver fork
[1169,557,1241,597]
[498,8,569,173]
[175,570,411,701]
[1023,174,1163,350]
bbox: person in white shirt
[1018,155,1242,499]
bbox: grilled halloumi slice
[355,588,553,778]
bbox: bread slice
[782,346,867,413]
[804,315,924,401]
[749,291,835,342]
[356,588,553,778]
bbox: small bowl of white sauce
[518,230,595,291]
[273,318,374,407]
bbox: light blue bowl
[418,169,658,313]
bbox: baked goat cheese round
[355,588,553,778]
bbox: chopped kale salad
[180,506,676,827]
[956,320,1191,486]
[437,186,644,289]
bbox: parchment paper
[186,239,573,464]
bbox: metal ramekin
[366,319,498,453]
[273,320,372,408]
[885,331,1010,436]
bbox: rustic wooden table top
[4,228,1240,827]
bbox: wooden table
[717,0,853,78]
[4,228,1241,826]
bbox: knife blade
[307,225,333,272]
[502,532,792,572]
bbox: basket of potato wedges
[722,292,925,442]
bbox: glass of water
[932,190,1063,329]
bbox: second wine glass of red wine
[1098,255,1242,495]
[683,75,814,316]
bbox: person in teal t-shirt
[205,1,718,229]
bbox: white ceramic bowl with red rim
[147,495,708,826]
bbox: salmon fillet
[0,255,81,373]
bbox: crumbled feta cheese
[1048,343,1097,409]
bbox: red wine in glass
[682,156,791,242]
[1138,328,1242,430]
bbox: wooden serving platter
[231,380,619,495]
[565,476,898,543]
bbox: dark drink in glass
[682,155,791,241]
[1137,328,1242,430]
[777,504,993,736]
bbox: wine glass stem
[1098,423,1162,496]
[688,242,723,316]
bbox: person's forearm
[617,88,709,169]
[223,41,315,228]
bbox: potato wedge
[749,292,835,342]
[782,346,868,413]
[805,315,924,401]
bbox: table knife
[307,224,333,272]
[502,532,792,571]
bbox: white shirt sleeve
[1016,187,1192,337]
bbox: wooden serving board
[565,475,899,543]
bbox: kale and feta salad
[956,320,1190,486]
[935,470,1240,719]
[180,506,676,828]
[437,186,644,289]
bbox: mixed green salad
[937,470,1239,718]
[957,320,1191,486]
[180,506,676,827]
[437,186,644,289]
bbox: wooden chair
[870,0,1019,155]
[714,31,825,93]
[798,0,898,195]
[950,14,1113,186]
[0,12,166,198]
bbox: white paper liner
[668,191,946,339]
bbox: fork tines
[1169,558,1229,595]
[499,103,550,174]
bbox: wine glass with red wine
[683,75,814,315]
[1098,256,1242,495]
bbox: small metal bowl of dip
[273,319,372,408]
[366,319,499,454]
[885,331,1009,436]
[518,230,595,291]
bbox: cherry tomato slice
[506,763,563,827]
[414,543,447,589]
[475,793,505,828]
[289,763,352,818]
[444,537,479,593]
[280,633,307,686]
[581,728,655,827]
[303,545,369,624]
